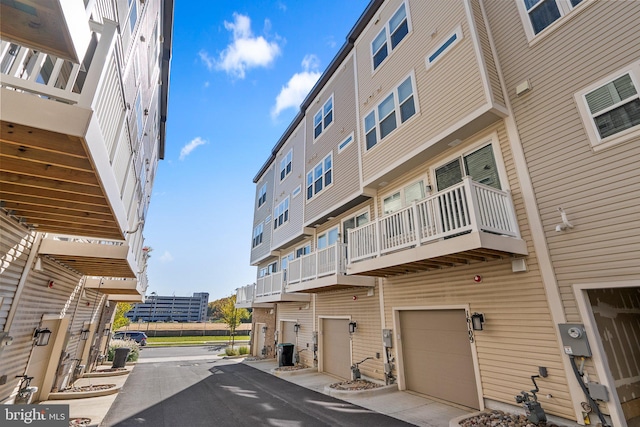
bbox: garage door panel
[400,309,480,409]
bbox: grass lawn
[146,335,250,346]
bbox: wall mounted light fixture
[80,329,90,340]
[348,321,357,334]
[34,328,52,346]
[471,313,485,331]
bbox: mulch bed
[63,384,116,392]
[274,365,308,372]
[460,410,561,427]
[329,379,383,391]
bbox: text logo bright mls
[2,405,68,426]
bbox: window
[577,66,640,149]
[252,223,263,248]
[127,0,138,33]
[280,150,292,181]
[314,96,334,139]
[519,0,584,39]
[306,153,332,200]
[292,185,301,198]
[342,211,369,244]
[274,198,289,230]
[435,144,501,191]
[148,17,160,86]
[281,252,294,272]
[372,2,410,70]
[426,26,462,69]
[264,215,271,225]
[317,227,339,250]
[296,244,311,258]
[257,184,267,208]
[383,181,426,214]
[365,75,416,150]
[338,133,354,153]
[268,262,277,274]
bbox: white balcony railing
[256,271,284,297]
[287,243,346,285]
[236,284,255,305]
[348,177,520,263]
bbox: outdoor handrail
[287,243,345,285]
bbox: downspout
[5,232,43,333]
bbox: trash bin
[112,347,131,368]
[277,343,294,367]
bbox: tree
[219,295,249,349]
[113,303,133,331]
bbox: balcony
[0,19,140,241]
[39,233,138,278]
[347,177,528,276]
[286,243,376,293]
[255,272,310,303]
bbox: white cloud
[179,137,207,160]
[160,251,174,262]
[271,54,321,120]
[204,13,281,79]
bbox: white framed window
[342,210,369,244]
[252,223,263,248]
[338,133,354,153]
[274,197,289,230]
[281,252,294,272]
[372,1,410,71]
[264,215,271,225]
[127,0,138,33]
[292,185,301,198]
[295,243,311,258]
[364,74,417,150]
[257,184,267,208]
[306,153,332,200]
[516,0,585,40]
[313,95,334,139]
[317,227,339,250]
[432,140,506,192]
[575,62,640,150]
[268,262,277,274]
[426,26,463,70]
[382,180,427,214]
[280,149,292,181]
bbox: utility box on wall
[382,329,393,348]
[558,324,592,357]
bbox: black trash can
[277,343,294,367]
[112,347,131,368]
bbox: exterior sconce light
[262,326,268,333]
[80,329,90,340]
[34,328,52,346]
[294,323,300,333]
[0,332,13,347]
[103,328,111,336]
[471,313,485,331]
[348,321,357,334]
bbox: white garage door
[322,318,351,380]
[400,309,480,409]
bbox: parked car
[113,331,147,346]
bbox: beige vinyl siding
[470,0,504,107]
[0,216,35,331]
[385,258,573,419]
[251,165,275,265]
[276,301,314,367]
[484,0,640,320]
[271,125,307,250]
[355,0,488,183]
[304,56,361,222]
[0,256,83,402]
[315,286,384,381]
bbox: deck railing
[348,177,519,263]
[256,271,284,297]
[287,243,345,285]
[236,284,255,305]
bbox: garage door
[399,309,479,409]
[322,318,351,379]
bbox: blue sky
[144,1,370,302]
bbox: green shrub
[107,339,140,362]
[238,346,249,355]
[224,347,238,356]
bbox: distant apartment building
[126,292,209,322]
[0,0,173,403]
[237,1,640,426]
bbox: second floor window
[307,153,332,200]
[317,227,339,250]
[280,150,292,181]
[435,144,501,191]
[521,0,583,37]
[257,184,267,208]
[314,96,334,139]
[372,2,409,70]
[274,197,289,230]
[252,223,263,248]
[365,75,416,150]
